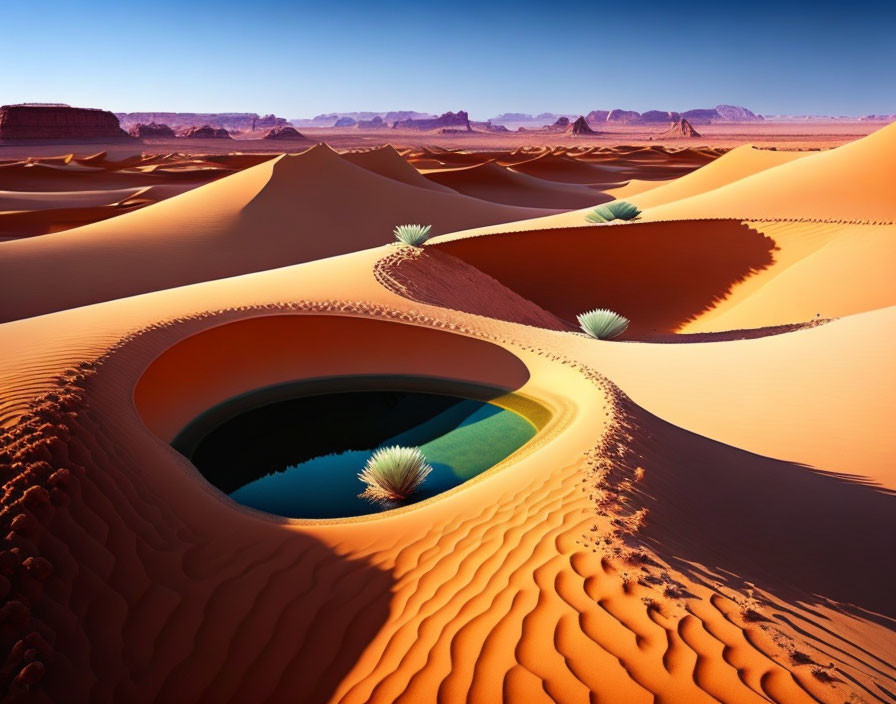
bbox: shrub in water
[577,308,630,339]
[358,445,433,503]
[393,224,432,246]
[585,201,641,223]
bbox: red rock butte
[0,104,133,141]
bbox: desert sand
[0,120,893,703]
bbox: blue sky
[3,0,894,118]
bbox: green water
[230,398,535,518]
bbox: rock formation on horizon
[356,116,388,129]
[392,111,472,132]
[714,104,762,121]
[656,118,702,138]
[334,116,357,127]
[117,112,288,132]
[585,110,610,123]
[262,125,307,140]
[177,125,232,139]
[546,116,571,131]
[605,109,642,124]
[570,116,597,135]
[0,104,133,141]
[495,104,762,127]
[128,122,175,138]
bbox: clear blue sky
[3,0,894,119]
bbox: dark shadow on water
[172,376,537,519]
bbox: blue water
[230,400,535,518]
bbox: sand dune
[684,220,896,330]
[0,145,549,322]
[627,145,810,210]
[0,120,892,703]
[422,160,611,209]
[503,153,624,184]
[339,145,456,193]
[431,220,778,336]
[0,245,890,702]
[643,121,896,221]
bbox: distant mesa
[470,120,509,132]
[482,121,510,133]
[606,109,641,124]
[117,112,289,132]
[680,108,720,124]
[639,110,679,123]
[657,118,702,138]
[545,116,571,131]
[0,103,134,141]
[357,116,388,129]
[714,104,762,121]
[129,122,175,138]
[490,104,761,126]
[291,111,435,128]
[177,124,232,139]
[262,125,307,140]
[570,116,597,135]
[393,111,472,132]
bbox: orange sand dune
[0,145,549,322]
[574,305,896,490]
[0,243,890,702]
[643,121,896,221]
[684,220,896,331]
[422,160,611,209]
[627,145,810,210]
[0,120,893,703]
[503,153,624,184]
[431,220,777,336]
[340,145,456,192]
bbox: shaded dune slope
[503,153,624,184]
[433,220,777,336]
[423,161,610,209]
[339,145,456,193]
[612,392,896,620]
[0,145,549,323]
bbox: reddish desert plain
[0,117,895,704]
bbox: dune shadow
[619,397,896,623]
[435,220,777,337]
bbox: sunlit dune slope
[0,145,549,322]
[0,244,892,702]
[627,145,810,210]
[643,121,896,221]
[685,220,896,330]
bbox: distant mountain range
[491,105,762,126]
[116,112,288,132]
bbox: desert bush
[577,308,630,339]
[585,201,641,223]
[393,224,432,246]
[358,445,433,502]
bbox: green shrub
[585,201,641,223]
[358,445,433,503]
[393,224,432,246]
[577,308,630,339]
